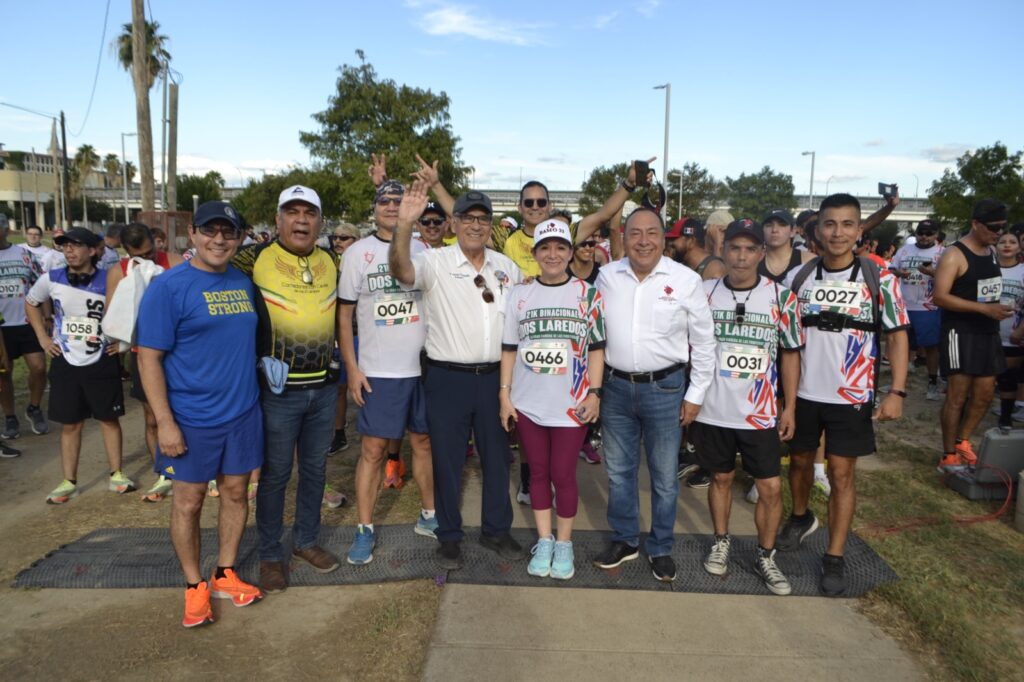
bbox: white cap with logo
[532,219,573,249]
[277,185,322,212]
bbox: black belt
[426,358,500,375]
[607,362,686,383]
[802,313,875,333]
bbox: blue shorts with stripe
[157,401,264,483]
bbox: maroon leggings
[515,412,588,517]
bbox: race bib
[718,344,768,379]
[977,276,1002,303]
[373,292,419,326]
[520,341,569,375]
[905,270,925,286]
[61,315,100,342]
[809,280,863,314]
[0,280,23,299]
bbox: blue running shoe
[347,525,376,565]
[415,513,439,539]
[527,536,554,577]
[551,540,575,580]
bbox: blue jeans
[256,384,338,561]
[600,368,686,557]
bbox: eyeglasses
[376,197,402,206]
[330,235,355,242]
[522,198,548,209]
[979,221,1007,233]
[297,255,313,284]
[577,240,598,248]
[419,218,444,227]
[459,214,492,226]
[195,224,242,240]
[473,274,494,303]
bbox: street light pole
[802,150,816,209]
[654,84,670,217]
[826,175,835,195]
[121,132,137,223]
[912,174,920,199]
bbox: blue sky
[3,0,1022,198]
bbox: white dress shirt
[404,244,522,364]
[596,256,716,405]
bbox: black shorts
[1002,345,1024,359]
[48,354,125,423]
[790,397,875,458]
[941,328,1005,377]
[128,352,146,402]
[690,421,782,479]
[1,324,43,361]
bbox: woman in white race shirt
[995,230,1024,431]
[500,219,606,580]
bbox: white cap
[532,219,573,249]
[278,185,322,212]
[501,216,518,229]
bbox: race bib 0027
[60,315,100,342]
[520,340,569,375]
[809,280,863,315]
[373,293,419,326]
[718,344,768,380]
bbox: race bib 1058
[61,315,100,342]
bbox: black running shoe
[687,468,711,489]
[820,554,846,596]
[776,511,819,552]
[0,440,20,458]
[592,541,639,569]
[328,429,348,454]
[649,554,677,582]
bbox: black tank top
[758,249,803,284]
[567,262,599,285]
[696,255,724,277]
[943,241,1001,333]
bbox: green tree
[175,171,224,210]
[578,163,629,216]
[299,50,470,219]
[124,161,137,186]
[927,142,1024,228]
[666,162,725,219]
[71,144,100,198]
[230,167,344,226]
[114,19,171,89]
[102,153,122,189]
[724,166,796,220]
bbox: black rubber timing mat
[12,525,897,597]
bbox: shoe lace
[554,542,572,563]
[709,537,730,564]
[531,538,553,557]
[758,554,786,584]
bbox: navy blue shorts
[907,310,941,349]
[157,401,264,483]
[337,336,359,385]
[357,376,428,439]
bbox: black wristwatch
[888,388,907,398]
[588,387,603,398]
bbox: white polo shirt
[404,244,522,364]
[596,256,716,405]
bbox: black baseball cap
[453,190,493,216]
[724,219,764,244]
[795,210,817,227]
[54,227,102,247]
[972,198,1008,224]
[194,201,242,230]
[421,201,447,218]
[762,209,795,227]
[916,219,939,235]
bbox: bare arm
[861,194,899,234]
[389,179,430,287]
[778,349,800,440]
[933,246,1012,319]
[138,347,187,456]
[498,349,517,431]
[412,154,456,217]
[609,216,624,260]
[25,300,59,358]
[105,265,125,310]
[338,303,370,406]
[702,258,726,280]
[575,158,654,244]
[874,329,908,421]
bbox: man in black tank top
[933,199,1014,469]
[760,209,814,283]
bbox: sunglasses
[419,218,445,227]
[916,231,937,237]
[473,274,494,303]
[196,224,242,240]
[297,255,314,284]
[577,240,598,248]
[522,198,548,209]
[376,197,402,206]
[330,235,355,242]
[459,214,492,226]
[980,221,1007,233]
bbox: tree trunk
[131,0,155,212]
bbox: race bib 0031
[520,340,569,375]
[809,280,863,315]
[718,344,768,380]
[61,315,100,342]
[373,292,419,326]
[977,276,1002,303]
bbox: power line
[0,102,57,120]
[69,0,112,137]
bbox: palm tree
[124,161,137,186]
[102,153,122,188]
[71,144,100,197]
[114,19,170,90]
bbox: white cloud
[416,3,545,46]
[174,154,295,185]
[636,0,661,17]
[593,11,619,29]
[863,139,885,147]
[921,144,971,163]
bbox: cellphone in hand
[634,160,650,187]
[877,182,898,199]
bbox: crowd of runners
[1,155,1021,628]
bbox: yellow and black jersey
[232,241,340,388]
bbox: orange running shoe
[937,453,964,472]
[182,581,215,628]
[210,568,263,607]
[383,459,405,489]
[954,440,977,466]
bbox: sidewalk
[423,456,924,681]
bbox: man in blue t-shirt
[136,201,263,629]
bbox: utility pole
[60,111,70,227]
[160,61,168,209]
[167,82,179,212]
[131,0,156,212]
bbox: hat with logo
[532,219,573,249]
[452,190,493,216]
[54,227,102,247]
[194,201,242,230]
[972,198,1008,224]
[762,209,795,227]
[724,218,764,244]
[665,217,703,240]
[375,180,405,201]
[500,216,518,229]
[421,201,446,218]
[915,219,939,235]
[277,185,322,212]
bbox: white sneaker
[926,383,940,401]
[813,473,831,498]
[516,482,531,505]
[745,484,759,504]
[703,535,731,575]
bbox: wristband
[619,180,636,193]
[499,384,511,390]
[888,388,907,398]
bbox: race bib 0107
[61,315,100,342]
[373,293,420,326]
[520,340,569,375]
[718,344,768,380]
[809,280,863,315]
[977,276,1002,303]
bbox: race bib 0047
[809,280,863,315]
[718,344,768,380]
[520,340,569,375]
[61,315,100,342]
[373,292,419,326]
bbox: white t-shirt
[26,268,109,366]
[338,234,426,378]
[40,249,67,272]
[891,243,943,311]
[502,277,605,427]
[999,262,1024,346]
[0,244,41,326]
[23,244,56,268]
[785,260,909,405]
[696,276,802,430]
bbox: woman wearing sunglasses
[499,219,606,580]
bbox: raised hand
[368,153,388,187]
[398,179,430,227]
[412,153,440,188]
[627,156,657,187]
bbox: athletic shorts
[357,376,428,439]
[1,324,43,361]
[690,421,782,479]
[907,310,941,349]
[790,397,875,458]
[1002,345,1024,359]
[940,328,1006,377]
[336,336,359,385]
[48,353,125,423]
[128,351,146,402]
[156,401,263,483]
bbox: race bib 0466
[809,280,863,315]
[61,315,100,342]
[718,344,768,380]
[520,340,569,375]
[373,293,419,326]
